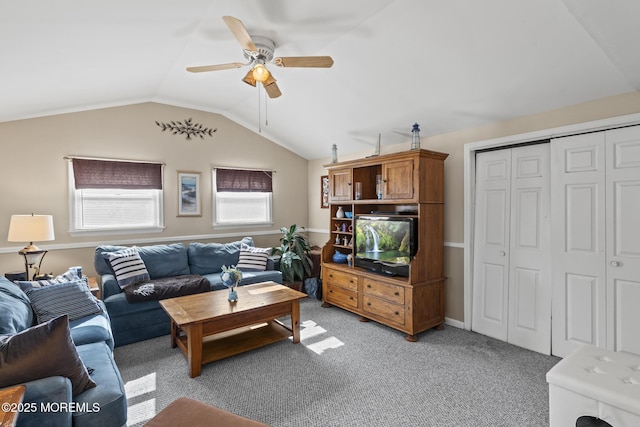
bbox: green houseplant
[272,224,313,289]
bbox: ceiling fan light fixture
[263,73,277,87]
[252,63,270,82]
[242,69,257,87]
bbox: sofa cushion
[0,278,33,334]
[188,237,254,275]
[69,304,114,351]
[74,342,127,427]
[27,281,103,324]
[236,243,270,272]
[96,243,191,279]
[103,247,151,288]
[0,315,96,396]
[203,269,283,291]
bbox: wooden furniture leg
[291,301,300,344]
[170,320,177,348]
[186,323,203,378]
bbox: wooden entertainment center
[321,148,448,341]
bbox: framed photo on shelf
[177,171,201,217]
[321,175,329,208]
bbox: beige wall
[307,91,640,323]
[0,102,309,279]
[3,92,640,322]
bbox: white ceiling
[2,0,639,159]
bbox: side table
[87,277,101,299]
[0,385,25,427]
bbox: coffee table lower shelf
[175,320,292,365]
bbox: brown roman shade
[216,168,272,192]
[73,158,163,190]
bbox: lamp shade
[7,214,55,243]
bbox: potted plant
[271,224,313,291]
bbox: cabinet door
[329,168,352,201]
[382,160,414,199]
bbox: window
[68,158,164,235]
[214,168,273,227]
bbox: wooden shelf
[176,320,292,365]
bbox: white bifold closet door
[472,144,551,354]
[551,125,640,357]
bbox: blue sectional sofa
[0,277,127,427]
[94,237,282,347]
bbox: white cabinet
[472,144,551,354]
[551,125,640,357]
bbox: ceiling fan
[186,16,334,98]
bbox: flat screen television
[354,215,418,277]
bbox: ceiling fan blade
[222,16,257,52]
[264,80,282,99]
[186,62,244,73]
[274,56,334,68]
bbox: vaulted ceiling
[2,0,639,159]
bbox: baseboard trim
[444,317,464,329]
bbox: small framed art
[177,171,201,216]
[321,175,329,208]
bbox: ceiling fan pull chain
[264,86,269,127]
[258,83,262,133]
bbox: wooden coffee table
[159,281,307,378]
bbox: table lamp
[7,214,55,280]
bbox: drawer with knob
[324,268,358,292]
[362,278,405,305]
[362,295,405,326]
[325,283,358,309]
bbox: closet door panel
[472,150,511,341]
[507,144,551,354]
[606,126,640,354]
[551,133,607,357]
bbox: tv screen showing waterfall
[354,215,418,276]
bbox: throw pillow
[15,277,64,292]
[0,315,96,396]
[102,247,150,288]
[236,244,270,272]
[27,281,103,324]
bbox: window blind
[73,158,163,190]
[215,168,272,192]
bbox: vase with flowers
[221,265,243,302]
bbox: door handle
[499,251,506,256]
[610,261,620,267]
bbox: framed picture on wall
[177,171,201,216]
[321,175,329,208]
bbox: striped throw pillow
[102,247,150,288]
[27,281,103,324]
[236,244,270,272]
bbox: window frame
[212,168,274,228]
[67,159,165,237]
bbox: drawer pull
[394,292,399,296]
[329,274,334,278]
[367,284,371,288]
[394,311,399,316]
[367,302,371,306]
[349,296,354,300]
